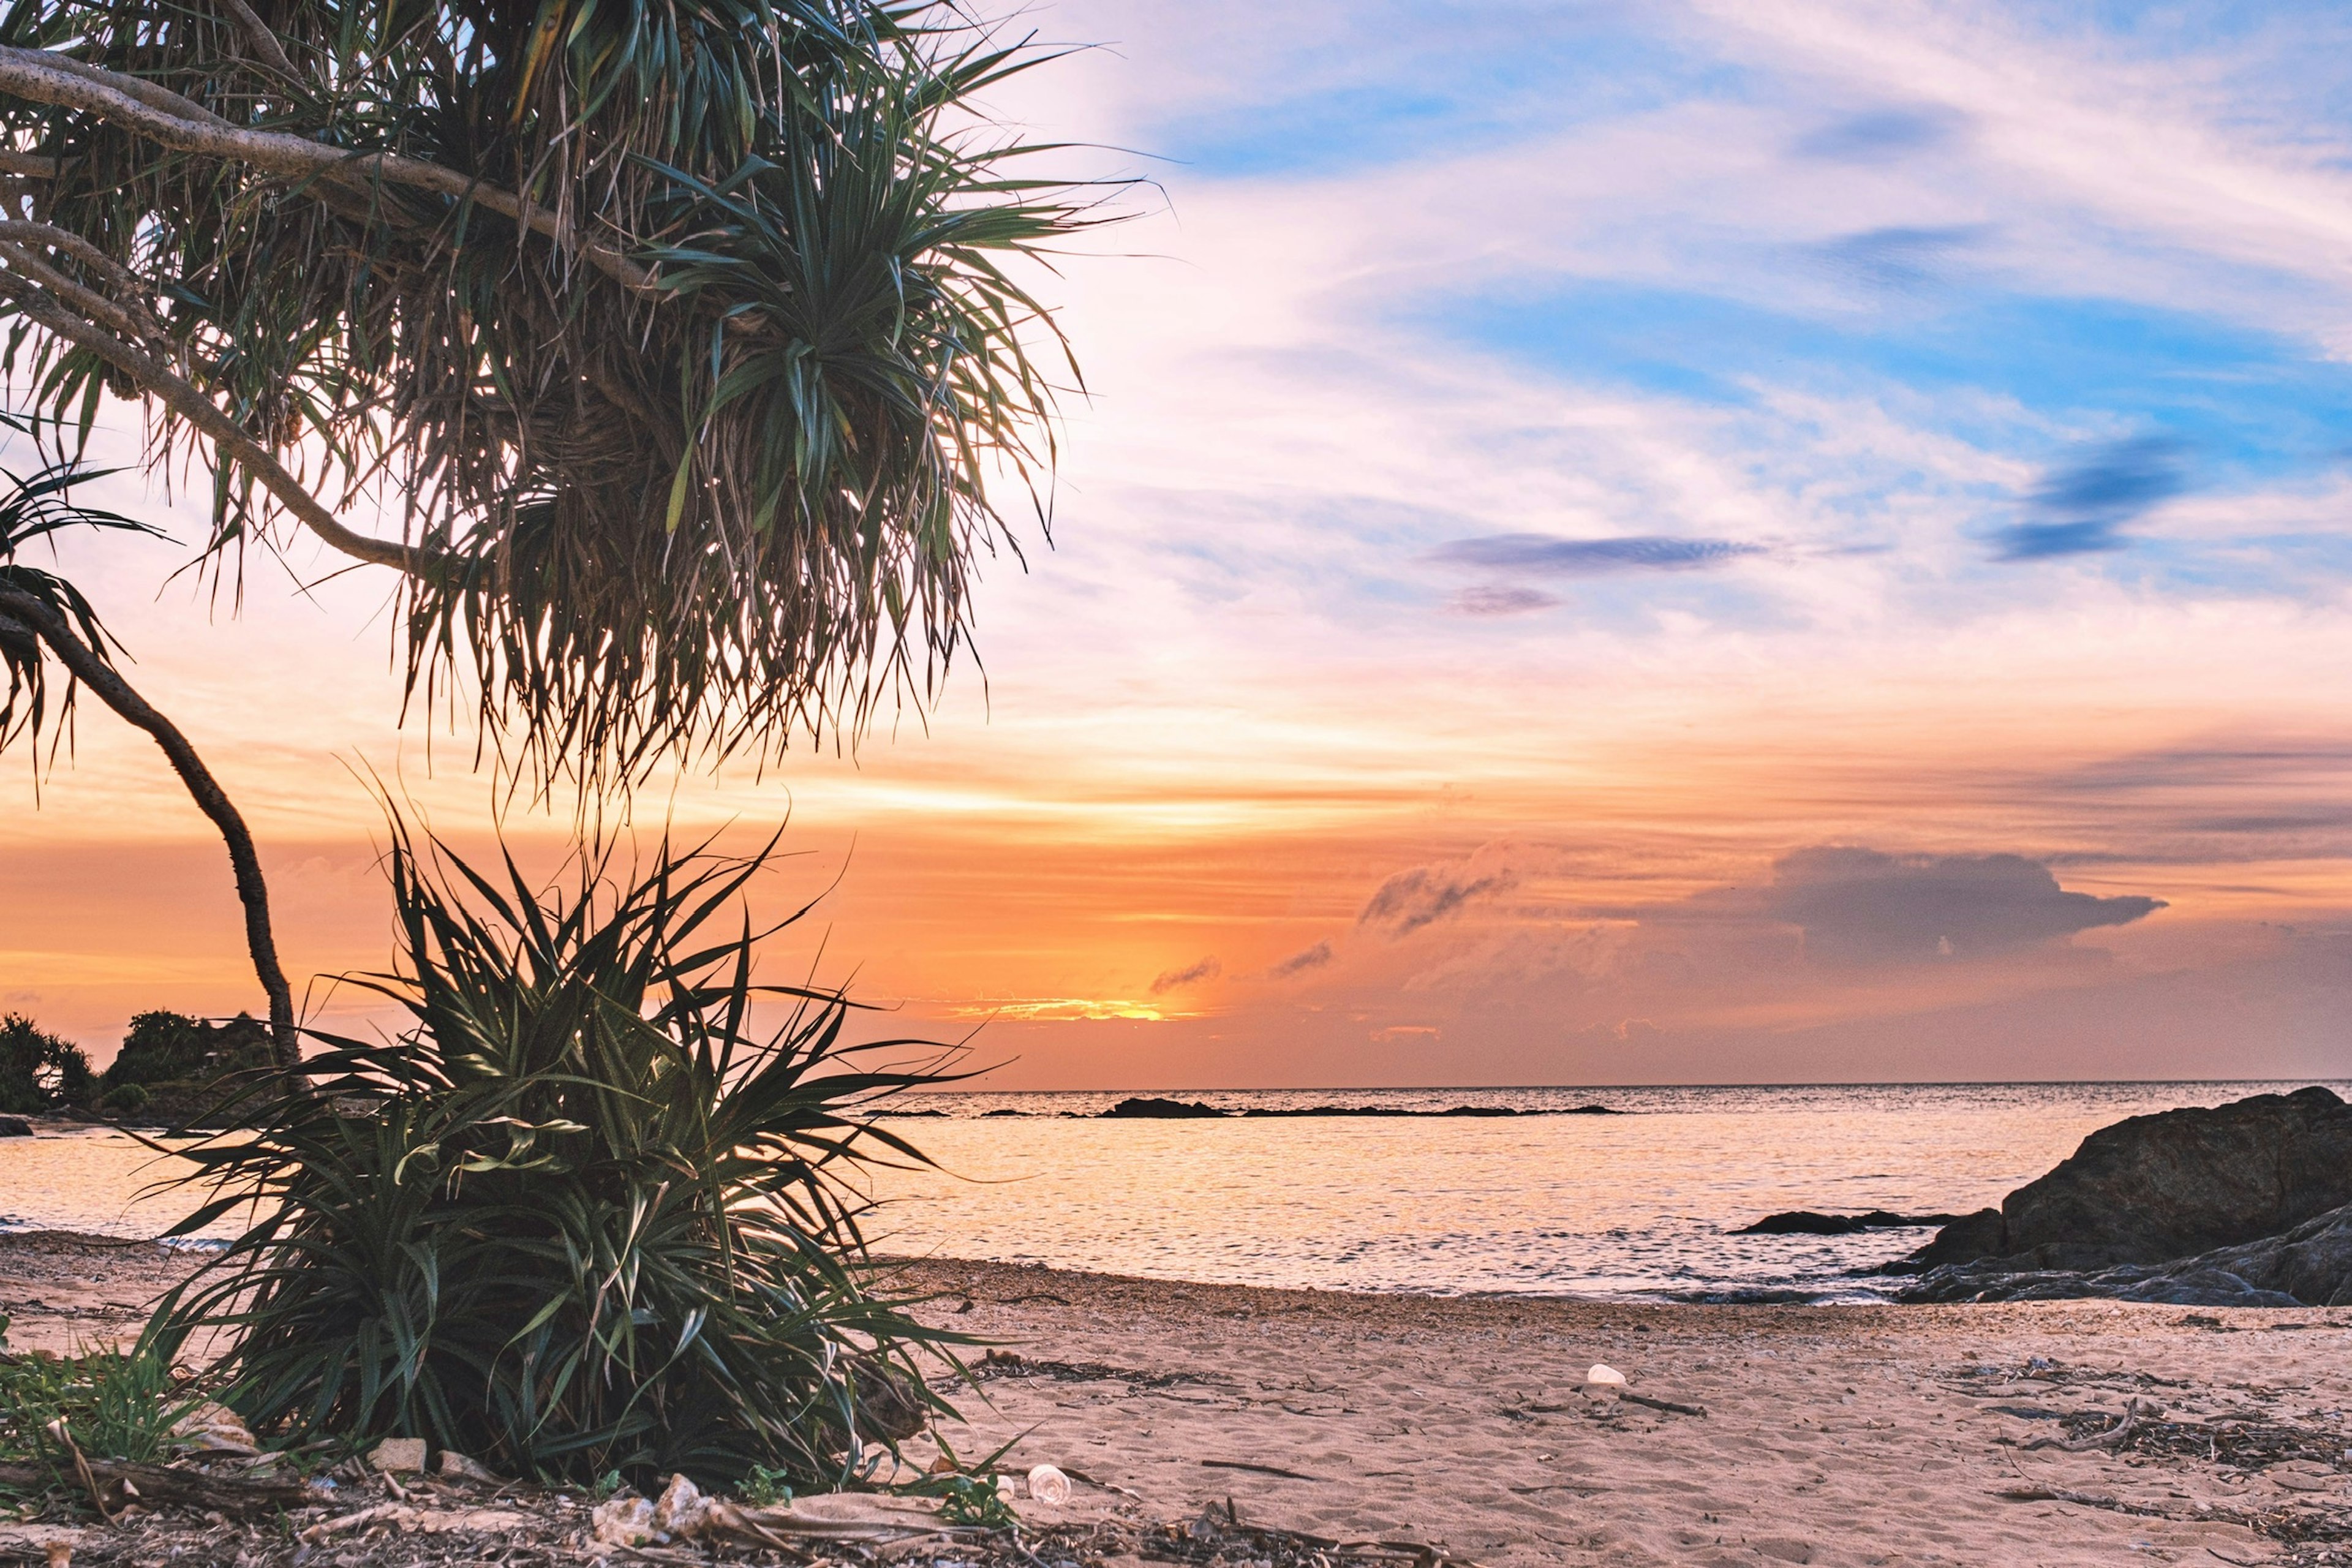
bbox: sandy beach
[6,1234,2350,1566]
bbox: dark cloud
[1450,584,1561,616]
[1794,108,1962,162]
[1816,224,1986,292]
[1150,956,1221,994]
[1360,865,1518,935]
[1992,437,2188,560]
[1432,533,1761,576]
[1762,846,2165,965]
[1268,940,1334,978]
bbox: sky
[4,0,2352,1087]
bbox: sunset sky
[5,0,2351,1087]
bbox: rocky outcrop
[1736,1210,1968,1237]
[1898,1086,2352,1274]
[1099,1096,1227,1118]
[0,1115,29,1137]
[1902,1200,2352,1308]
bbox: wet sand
[6,1235,2348,1566]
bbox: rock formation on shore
[1904,1200,2352,1308]
[1735,1210,1967,1236]
[1896,1085,2352,1306]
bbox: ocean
[5,1080,2341,1303]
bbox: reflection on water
[7,1081,2345,1301]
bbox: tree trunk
[0,588,299,1075]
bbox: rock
[1900,1087,2352,1273]
[434,1450,504,1485]
[591,1493,658,1548]
[168,1401,260,1456]
[1902,1199,2352,1307]
[1099,1096,1226,1118]
[1905,1207,2005,1268]
[368,1437,427,1474]
[0,1117,29,1137]
[1736,1210,1970,1237]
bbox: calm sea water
[6,1081,2344,1303]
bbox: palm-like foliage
[0,461,298,1064]
[0,460,151,771]
[149,822,960,1485]
[0,0,1096,789]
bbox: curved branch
[0,589,300,1076]
[0,218,150,295]
[0,238,150,338]
[0,46,657,293]
[0,271,435,573]
[208,0,296,81]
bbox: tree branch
[0,45,657,293]
[0,589,299,1074]
[209,0,297,81]
[0,271,435,573]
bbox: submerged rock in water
[1897,1085,2352,1275]
[1099,1096,1227,1118]
[1736,1210,1969,1236]
[1902,1201,2352,1308]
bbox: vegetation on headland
[0,1011,92,1114]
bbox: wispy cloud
[1993,437,2189,560]
[1432,534,1763,575]
[1150,955,1222,993]
[1449,585,1561,616]
[1360,863,1518,935]
[1268,940,1335,978]
[1792,105,1966,162]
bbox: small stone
[369,1437,427,1474]
[434,1450,504,1485]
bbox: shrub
[149,824,959,1489]
[0,1014,94,1113]
[100,1082,151,1114]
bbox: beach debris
[298,1504,536,1544]
[165,1401,258,1457]
[367,1436,426,1474]
[2022,1397,2154,1452]
[971,1346,1224,1391]
[1585,1364,1627,1398]
[1025,1464,1072,1505]
[1201,1458,1324,1482]
[1622,1391,1708,1417]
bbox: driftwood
[1621,1392,1708,1417]
[2021,1398,2150,1452]
[1201,1458,1324,1482]
[0,1457,309,1517]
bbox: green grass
[0,1338,193,1468]
[147,821,966,1489]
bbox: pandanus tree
[0,0,1087,1069]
